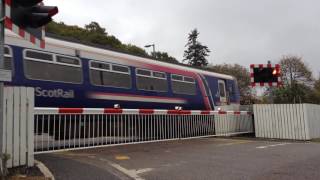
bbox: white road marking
[109,163,153,180]
[217,140,253,147]
[256,143,291,149]
[136,168,153,174]
[35,160,55,180]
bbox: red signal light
[272,69,277,75]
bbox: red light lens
[272,69,277,75]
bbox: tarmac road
[36,137,320,180]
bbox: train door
[200,75,214,109]
[218,80,227,105]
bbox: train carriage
[4,31,241,141]
[4,30,240,111]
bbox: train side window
[112,65,130,73]
[24,49,83,84]
[136,68,168,92]
[56,56,80,66]
[90,61,131,89]
[91,62,110,70]
[171,74,196,95]
[4,46,13,70]
[184,76,195,83]
[153,71,166,79]
[25,50,53,61]
[171,74,183,81]
[137,69,151,76]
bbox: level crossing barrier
[34,108,253,154]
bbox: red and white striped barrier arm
[34,108,252,115]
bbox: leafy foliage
[151,51,179,63]
[46,21,123,49]
[269,55,317,104]
[183,29,210,67]
[280,55,313,86]
[46,21,180,64]
[271,84,315,104]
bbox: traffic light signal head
[11,0,58,28]
[4,0,58,48]
[250,64,282,87]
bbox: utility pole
[145,44,155,58]
[268,60,273,104]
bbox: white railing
[34,108,253,154]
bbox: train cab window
[229,83,235,96]
[24,50,83,84]
[90,61,131,89]
[136,68,168,92]
[4,46,13,70]
[171,74,196,95]
[218,81,226,97]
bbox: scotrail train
[4,30,240,111]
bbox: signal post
[0,0,58,167]
[0,0,6,157]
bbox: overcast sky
[46,0,320,76]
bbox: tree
[183,29,210,67]
[271,55,314,103]
[46,21,150,57]
[208,64,256,104]
[310,78,320,104]
[151,51,179,63]
[280,55,313,86]
[85,21,107,35]
[123,44,149,57]
[271,83,318,104]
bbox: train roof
[5,30,235,80]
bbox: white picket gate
[1,86,34,168]
[254,104,320,140]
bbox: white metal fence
[1,87,34,168]
[254,104,320,140]
[34,108,253,153]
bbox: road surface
[36,137,320,180]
